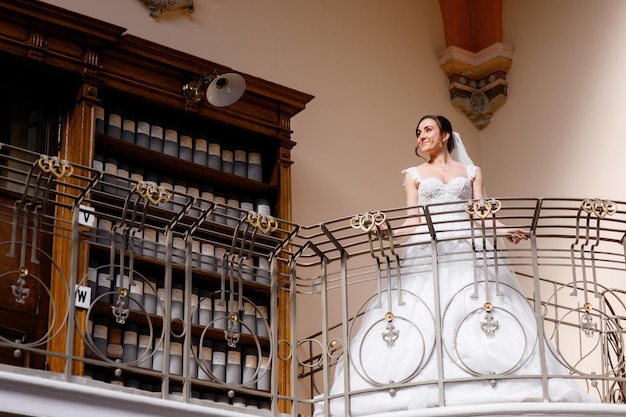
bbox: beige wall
[490,0,626,201]
[41,0,481,226]
[41,0,626,222]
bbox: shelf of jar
[85,235,277,295]
[94,133,276,200]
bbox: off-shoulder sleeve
[467,165,479,180]
[401,166,420,188]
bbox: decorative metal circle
[0,243,66,347]
[295,338,325,369]
[542,281,623,377]
[347,288,435,386]
[277,339,292,361]
[442,281,537,377]
[451,305,531,376]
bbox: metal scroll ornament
[111,288,130,324]
[350,211,386,233]
[581,198,617,219]
[37,155,73,179]
[11,267,31,304]
[225,312,240,348]
[581,302,597,337]
[247,212,278,234]
[382,311,399,347]
[464,198,502,219]
[480,302,499,338]
[135,181,171,206]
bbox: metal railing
[288,198,626,416]
[1,143,626,417]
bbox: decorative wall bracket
[140,0,194,18]
[438,43,514,130]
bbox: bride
[313,115,596,416]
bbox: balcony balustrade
[1,143,626,417]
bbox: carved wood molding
[140,0,194,18]
[438,43,514,130]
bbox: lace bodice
[402,165,477,205]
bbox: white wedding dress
[313,165,595,417]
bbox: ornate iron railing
[1,143,626,417]
[289,198,626,416]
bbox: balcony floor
[0,367,625,417]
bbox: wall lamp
[182,72,246,107]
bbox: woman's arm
[394,171,421,236]
[472,168,528,244]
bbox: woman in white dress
[313,115,595,416]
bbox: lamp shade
[206,73,246,107]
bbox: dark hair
[415,115,455,156]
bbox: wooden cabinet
[0,0,312,409]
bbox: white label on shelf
[188,186,199,197]
[95,106,105,121]
[256,305,268,319]
[200,346,212,360]
[195,139,207,152]
[97,272,110,287]
[144,229,156,243]
[165,129,178,143]
[213,351,226,365]
[248,152,262,164]
[180,134,193,148]
[137,121,150,135]
[201,243,214,256]
[214,300,227,312]
[123,119,136,132]
[235,150,247,162]
[144,282,156,296]
[150,125,163,139]
[260,356,270,370]
[221,149,233,163]
[173,237,185,250]
[200,297,212,309]
[74,285,91,309]
[192,239,200,253]
[244,302,256,315]
[130,280,144,295]
[93,324,107,339]
[108,113,122,128]
[139,335,152,348]
[208,143,220,156]
[124,330,138,344]
[172,288,184,302]
[245,354,258,368]
[227,350,241,364]
[78,205,96,227]
[170,342,182,355]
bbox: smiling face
[416,117,449,156]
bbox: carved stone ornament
[438,43,514,130]
[141,0,194,18]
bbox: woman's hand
[505,228,529,244]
